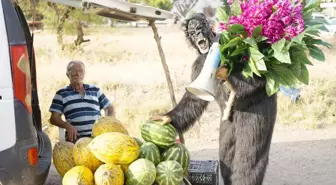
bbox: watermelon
[125,158,157,185]
[161,144,190,174]
[155,160,184,185]
[139,142,161,166]
[133,137,144,147]
[140,120,177,148]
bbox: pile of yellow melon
[52,116,142,185]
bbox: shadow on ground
[190,139,336,185]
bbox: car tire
[34,131,52,185]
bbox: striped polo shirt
[49,84,111,137]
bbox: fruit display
[125,158,157,185]
[89,132,140,164]
[140,120,177,148]
[92,116,129,137]
[52,117,191,185]
[73,137,103,172]
[52,141,76,177]
[161,143,190,174]
[156,160,184,185]
[94,163,124,185]
[139,142,161,166]
[62,166,94,185]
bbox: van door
[0,1,16,151]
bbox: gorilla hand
[150,115,172,125]
[216,65,230,81]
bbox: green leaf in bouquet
[303,9,314,20]
[242,62,253,78]
[308,45,325,62]
[271,38,286,53]
[248,57,261,77]
[260,36,268,41]
[249,47,267,71]
[230,44,249,56]
[303,2,319,17]
[220,53,228,66]
[252,25,262,38]
[243,37,258,49]
[292,32,305,44]
[289,45,313,65]
[310,39,332,49]
[305,20,329,32]
[216,7,229,22]
[231,0,242,16]
[266,59,281,65]
[288,62,309,85]
[273,50,291,64]
[264,72,280,96]
[305,30,320,37]
[229,24,245,34]
[272,65,298,87]
[285,41,293,51]
[220,37,242,51]
[220,31,230,43]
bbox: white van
[0,0,52,184]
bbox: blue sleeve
[49,91,64,114]
[97,88,111,110]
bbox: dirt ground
[44,102,336,185]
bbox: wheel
[34,131,52,185]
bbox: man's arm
[49,91,77,141]
[49,112,78,142]
[104,104,115,117]
[49,112,69,129]
[97,86,115,117]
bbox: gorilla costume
[155,13,277,185]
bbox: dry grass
[277,35,336,129]
[35,26,197,141]
[34,26,336,143]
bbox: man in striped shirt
[49,61,115,143]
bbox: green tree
[128,0,173,11]
[18,0,107,49]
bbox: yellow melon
[62,166,94,185]
[52,141,76,177]
[72,137,104,172]
[92,116,128,137]
[119,164,129,173]
[89,132,140,165]
[94,163,124,185]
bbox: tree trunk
[149,20,177,107]
[149,20,186,145]
[74,19,90,46]
[56,7,72,50]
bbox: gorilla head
[182,13,216,55]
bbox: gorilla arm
[151,56,209,133]
[216,65,267,117]
[216,66,236,121]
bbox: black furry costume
[165,13,277,185]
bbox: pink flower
[218,0,305,43]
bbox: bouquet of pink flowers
[216,0,332,96]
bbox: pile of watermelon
[52,116,190,185]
